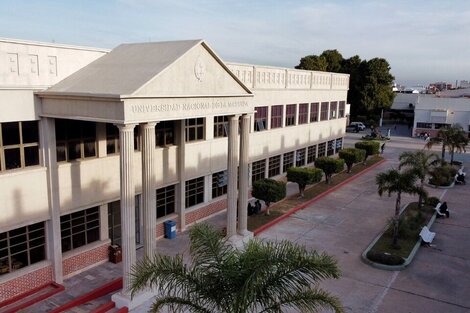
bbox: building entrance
[107,195,142,248]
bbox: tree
[287,167,323,197]
[130,223,344,313]
[376,169,427,248]
[320,50,343,73]
[338,148,366,173]
[425,124,468,163]
[252,178,286,215]
[315,157,344,184]
[354,141,380,164]
[295,55,327,71]
[399,151,439,209]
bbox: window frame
[330,102,337,119]
[268,155,281,177]
[157,184,176,218]
[310,103,319,122]
[0,121,40,171]
[254,106,268,132]
[60,207,100,253]
[56,119,97,162]
[185,176,205,208]
[156,121,176,147]
[213,116,228,138]
[296,148,306,167]
[320,102,329,121]
[318,142,326,157]
[212,170,228,199]
[283,151,294,173]
[338,101,345,118]
[251,159,266,183]
[307,145,317,164]
[185,118,204,142]
[298,103,308,124]
[270,105,283,129]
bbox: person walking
[381,142,385,154]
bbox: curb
[253,158,386,235]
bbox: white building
[0,38,349,307]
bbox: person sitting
[439,201,450,218]
[247,203,255,216]
[456,173,466,185]
[254,200,261,215]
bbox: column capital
[229,114,241,120]
[141,121,158,129]
[115,123,137,131]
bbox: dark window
[254,106,268,131]
[212,170,228,198]
[330,102,337,119]
[339,101,345,118]
[298,103,308,124]
[283,152,294,173]
[327,140,335,156]
[416,122,432,129]
[271,105,283,129]
[0,222,46,275]
[320,102,329,121]
[157,185,176,218]
[310,103,319,122]
[307,145,317,164]
[296,148,306,167]
[134,125,141,151]
[0,121,40,171]
[318,142,326,157]
[106,124,119,155]
[335,138,343,152]
[185,177,204,208]
[251,159,266,183]
[185,118,204,142]
[213,116,228,138]
[61,207,100,253]
[55,119,96,162]
[156,121,175,146]
[108,196,140,246]
[285,104,296,126]
[434,123,450,130]
[268,155,281,177]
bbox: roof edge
[0,37,110,53]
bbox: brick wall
[62,242,109,277]
[0,265,52,302]
[186,198,227,225]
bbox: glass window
[254,106,268,131]
[0,222,46,275]
[213,116,228,138]
[268,155,281,177]
[106,124,119,155]
[271,105,283,129]
[338,101,345,118]
[320,102,329,121]
[212,170,228,198]
[318,142,326,157]
[327,140,335,156]
[185,118,204,142]
[251,159,266,183]
[283,152,294,173]
[434,123,450,129]
[307,145,317,164]
[55,119,96,162]
[330,102,337,119]
[335,138,343,152]
[157,185,176,218]
[0,121,40,171]
[285,104,296,126]
[298,103,308,124]
[296,148,306,167]
[310,103,319,122]
[61,207,100,253]
[416,122,432,129]
[185,177,204,208]
[156,121,175,146]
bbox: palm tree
[376,169,427,248]
[130,223,344,313]
[425,124,469,162]
[399,151,438,209]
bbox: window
[134,125,141,151]
[108,196,141,246]
[212,170,228,198]
[56,119,96,162]
[330,102,337,119]
[0,121,39,171]
[61,207,100,253]
[252,159,266,183]
[307,145,317,164]
[283,152,294,172]
[318,142,326,157]
[335,138,343,152]
[271,105,283,129]
[106,124,119,155]
[156,121,175,146]
[0,222,45,275]
[285,104,296,126]
[296,148,306,167]
[185,118,204,142]
[327,140,335,156]
[310,103,319,122]
[339,101,345,118]
[254,106,268,131]
[320,102,329,121]
[213,116,228,138]
[157,185,176,218]
[298,103,308,124]
[268,155,281,177]
[185,177,204,208]
[434,123,450,130]
[416,122,432,129]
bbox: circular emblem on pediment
[194,57,206,82]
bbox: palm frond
[150,296,213,313]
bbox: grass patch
[247,156,383,231]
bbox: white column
[99,204,109,241]
[177,120,186,231]
[226,115,239,238]
[141,122,157,259]
[40,118,63,284]
[117,123,137,296]
[238,114,250,235]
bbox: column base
[112,289,155,310]
[228,231,254,249]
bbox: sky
[2,0,469,86]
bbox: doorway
[108,195,143,248]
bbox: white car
[349,122,366,131]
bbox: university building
[0,38,349,307]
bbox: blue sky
[2,0,470,86]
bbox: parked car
[346,124,360,133]
[349,122,366,131]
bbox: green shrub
[314,157,345,184]
[252,178,286,215]
[287,167,322,197]
[425,196,440,207]
[354,141,380,163]
[338,148,366,173]
[366,250,405,265]
[428,164,457,186]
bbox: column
[226,115,239,238]
[238,114,250,235]
[177,120,186,231]
[117,123,137,296]
[141,122,157,259]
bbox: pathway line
[368,271,399,313]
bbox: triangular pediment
[132,42,252,97]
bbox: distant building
[460,80,470,89]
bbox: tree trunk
[265,202,271,215]
[299,185,305,198]
[441,145,445,160]
[450,149,454,164]
[347,164,352,173]
[418,180,424,209]
[391,192,401,248]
